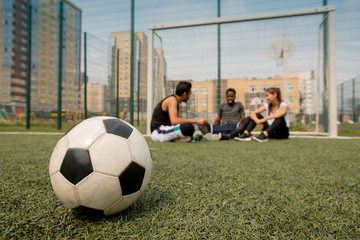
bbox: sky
[70,0,360,85]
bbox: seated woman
[227,87,289,142]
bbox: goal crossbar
[148,6,335,30]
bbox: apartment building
[110,31,148,120]
[80,82,105,113]
[0,0,81,114]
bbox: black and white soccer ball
[49,116,152,216]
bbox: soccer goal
[147,6,337,137]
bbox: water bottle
[192,114,203,142]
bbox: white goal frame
[147,6,337,137]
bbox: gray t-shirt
[218,102,245,125]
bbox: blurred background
[0,0,359,134]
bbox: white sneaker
[204,133,221,141]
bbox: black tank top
[150,95,179,132]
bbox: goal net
[147,6,337,137]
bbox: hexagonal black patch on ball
[103,118,133,139]
[60,148,93,185]
[119,162,145,195]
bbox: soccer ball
[49,116,152,216]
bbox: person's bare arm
[166,97,206,125]
[213,115,221,126]
[250,105,266,124]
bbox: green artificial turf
[0,134,359,239]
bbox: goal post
[147,6,337,137]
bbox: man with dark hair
[200,88,245,140]
[150,81,207,142]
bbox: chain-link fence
[338,75,360,125]
[0,0,359,134]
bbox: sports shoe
[234,133,251,141]
[174,136,192,142]
[192,134,203,142]
[253,133,268,142]
[204,133,221,141]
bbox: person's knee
[199,123,211,134]
[180,122,194,136]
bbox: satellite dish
[267,37,296,59]
[267,28,296,65]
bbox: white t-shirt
[264,102,289,127]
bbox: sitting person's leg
[199,123,222,141]
[263,117,289,139]
[230,114,263,139]
[151,122,194,142]
[212,123,237,135]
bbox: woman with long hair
[228,87,289,142]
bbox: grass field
[1,133,359,239]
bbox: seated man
[200,88,245,140]
[150,81,206,142]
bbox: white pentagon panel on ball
[141,167,152,193]
[76,173,122,210]
[49,135,69,176]
[89,133,133,176]
[51,172,79,209]
[128,130,152,170]
[66,117,106,149]
[104,191,142,216]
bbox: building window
[1,84,10,90]
[288,97,294,104]
[249,86,257,93]
[2,93,11,98]
[273,85,281,89]
[201,88,207,94]
[192,88,197,94]
[201,99,207,106]
[190,99,197,106]
[288,84,294,92]
[261,86,268,92]
[2,75,11,81]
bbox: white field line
[0,132,64,135]
[2,132,359,140]
[289,135,360,140]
